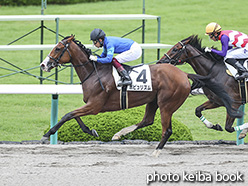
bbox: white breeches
[225,47,248,60]
[115,42,142,63]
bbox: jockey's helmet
[205,22,222,35]
[90,28,106,41]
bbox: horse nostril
[40,64,45,70]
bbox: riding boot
[112,58,132,86]
[117,67,132,86]
[225,58,248,80]
[234,62,248,80]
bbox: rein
[80,64,95,85]
[63,61,104,90]
[61,60,91,68]
[179,51,206,63]
[92,61,105,90]
[183,46,217,76]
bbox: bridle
[47,39,104,90]
[163,40,218,75]
[47,40,72,68]
[163,41,186,65]
[47,40,93,68]
[162,41,206,65]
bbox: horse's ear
[184,35,198,45]
[184,40,189,44]
[182,35,193,45]
[67,35,75,42]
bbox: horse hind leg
[233,123,248,139]
[152,115,172,158]
[112,99,158,140]
[239,128,248,139]
[75,117,99,137]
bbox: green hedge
[45,105,193,142]
[1,0,122,6]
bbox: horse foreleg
[75,117,99,137]
[112,99,158,140]
[41,112,74,142]
[195,100,223,131]
[41,102,102,142]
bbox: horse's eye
[55,47,61,52]
[172,48,178,52]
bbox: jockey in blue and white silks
[98,36,141,64]
[89,28,142,86]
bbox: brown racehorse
[40,35,242,157]
[158,35,248,139]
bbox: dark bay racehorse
[40,35,242,156]
[158,35,248,139]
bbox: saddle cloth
[112,64,152,91]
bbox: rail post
[236,104,245,145]
[50,94,58,144]
[141,0,145,64]
[40,0,47,84]
[157,16,161,60]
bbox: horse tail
[187,73,243,119]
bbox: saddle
[225,58,248,104]
[238,58,248,65]
[225,58,248,77]
[121,63,144,73]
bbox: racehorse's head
[158,35,195,65]
[40,35,74,72]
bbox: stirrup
[117,80,132,86]
[235,73,248,80]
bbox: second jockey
[205,22,248,80]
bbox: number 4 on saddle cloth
[225,59,248,104]
[112,64,153,91]
[112,64,152,110]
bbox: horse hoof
[238,133,246,140]
[91,129,99,137]
[151,149,161,157]
[112,134,120,141]
[40,136,49,143]
[212,124,223,131]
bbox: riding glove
[204,47,212,53]
[89,55,97,61]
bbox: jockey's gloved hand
[89,55,97,61]
[204,47,212,53]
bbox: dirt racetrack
[0,142,247,186]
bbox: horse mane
[63,36,92,57]
[183,35,224,62]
